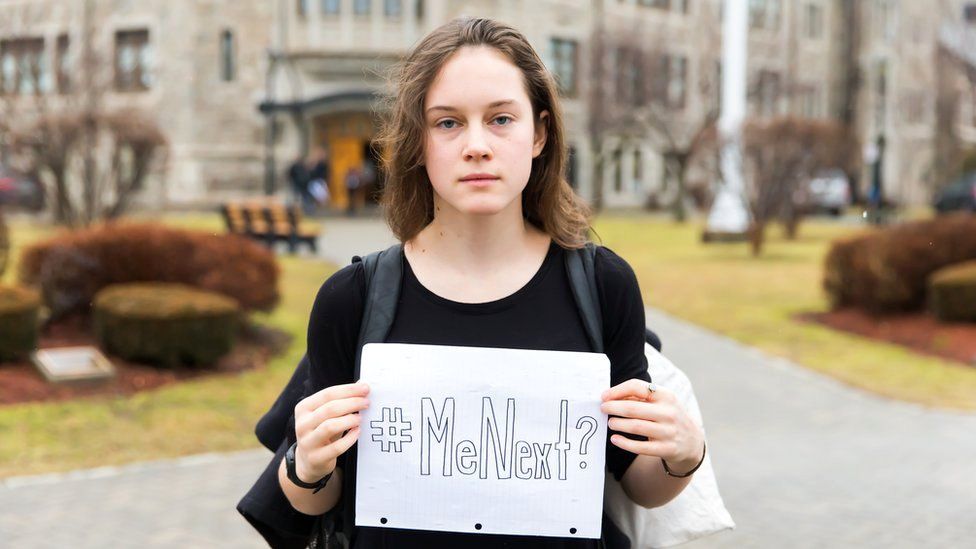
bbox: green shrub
[823,214,976,312]
[0,285,41,362]
[18,221,279,318]
[93,283,241,368]
[928,261,976,322]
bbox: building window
[804,3,823,39]
[549,38,578,97]
[385,0,402,17]
[0,37,45,95]
[756,69,780,116]
[875,0,896,43]
[798,85,821,118]
[56,34,71,93]
[656,54,687,109]
[114,29,151,92]
[322,0,340,15]
[220,30,235,82]
[297,0,308,17]
[965,3,976,23]
[616,48,641,106]
[749,0,780,31]
[354,0,371,16]
[636,0,689,12]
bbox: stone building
[1,0,974,211]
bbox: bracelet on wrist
[662,441,706,478]
[285,442,334,494]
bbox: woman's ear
[532,110,549,158]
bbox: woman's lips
[459,177,499,187]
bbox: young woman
[278,17,706,548]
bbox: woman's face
[422,46,548,218]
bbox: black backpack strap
[353,243,404,379]
[565,243,663,354]
[565,242,604,354]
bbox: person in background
[308,147,331,211]
[344,166,363,216]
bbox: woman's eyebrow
[425,99,517,115]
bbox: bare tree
[932,20,976,190]
[1,0,167,229]
[587,2,722,221]
[741,117,857,255]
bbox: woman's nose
[462,127,493,161]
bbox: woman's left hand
[601,379,705,473]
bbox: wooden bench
[220,200,319,254]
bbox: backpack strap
[565,243,604,354]
[353,243,404,379]
[565,243,662,354]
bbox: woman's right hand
[293,381,370,483]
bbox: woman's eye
[493,116,511,126]
[436,119,458,129]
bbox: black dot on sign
[474,523,482,530]
[380,518,387,524]
[570,528,577,534]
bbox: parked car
[0,165,44,211]
[803,169,850,216]
[933,171,976,214]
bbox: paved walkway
[2,218,975,547]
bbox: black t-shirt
[291,241,650,548]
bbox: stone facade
[1,0,974,210]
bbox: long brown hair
[375,17,591,248]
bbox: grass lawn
[1,211,974,478]
[593,216,976,411]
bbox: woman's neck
[403,198,552,303]
[409,200,545,267]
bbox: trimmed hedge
[0,285,41,362]
[824,214,976,313]
[18,221,279,318]
[928,261,976,322]
[93,283,241,368]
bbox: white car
[805,169,850,216]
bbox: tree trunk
[783,215,800,240]
[669,156,689,223]
[782,201,801,240]
[591,147,604,212]
[748,222,766,257]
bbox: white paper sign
[356,343,610,539]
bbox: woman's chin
[459,201,518,217]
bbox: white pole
[705,0,751,238]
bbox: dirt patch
[0,314,291,406]
[799,308,976,367]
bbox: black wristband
[662,441,706,478]
[285,442,333,494]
